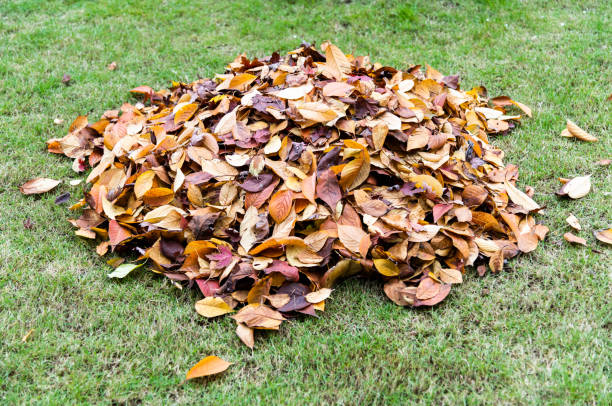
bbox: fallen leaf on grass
[593,229,612,245]
[55,192,70,205]
[564,120,598,142]
[21,329,34,342]
[566,214,581,231]
[563,232,587,246]
[23,218,34,230]
[557,175,591,199]
[20,178,60,195]
[186,355,232,380]
[107,262,143,278]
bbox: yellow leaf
[195,297,234,318]
[174,103,198,124]
[323,42,351,80]
[409,174,444,197]
[228,73,256,91]
[134,170,155,198]
[373,259,400,277]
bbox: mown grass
[0,0,610,404]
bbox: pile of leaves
[43,42,548,348]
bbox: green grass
[1,0,610,404]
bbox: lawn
[0,0,610,404]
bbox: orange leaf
[268,190,293,223]
[143,187,174,206]
[185,355,232,380]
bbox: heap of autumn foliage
[46,42,547,347]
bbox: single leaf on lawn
[107,262,143,278]
[563,232,587,246]
[186,355,232,380]
[593,229,612,245]
[557,175,591,199]
[565,120,598,142]
[20,178,61,195]
[566,213,581,231]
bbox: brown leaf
[316,169,342,211]
[563,232,586,246]
[337,225,370,257]
[20,178,61,195]
[232,304,285,329]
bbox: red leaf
[108,220,132,247]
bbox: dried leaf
[563,232,587,246]
[557,175,591,199]
[566,120,598,142]
[566,214,581,231]
[195,297,235,318]
[19,178,61,195]
[593,229,612,245]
